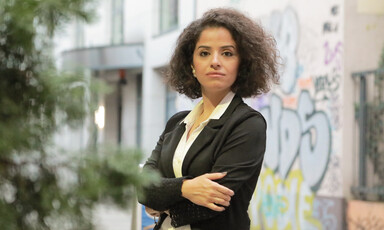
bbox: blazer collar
[162,122,186,178]
[205,94,244,128]
[181,94,244,175]
[162,94,244,177]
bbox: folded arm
[169,114,266,227]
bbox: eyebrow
[196,45,236,50]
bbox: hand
[145,206,162,217]
[181,172,234,212]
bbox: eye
[222,51,233,57]
[199,51,210,57]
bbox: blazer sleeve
[137,111,191,211]
[168,112,266,227]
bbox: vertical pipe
[359,74,367,188]
[136,74,142,148]
[93,70,100,147]
[117,69,126,145]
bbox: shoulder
[224,104,267,146]
[232,101,267,130]
[164,110,190,132]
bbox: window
[159,0,178,34]
[75,19,85,48]
[111,0,124,44]
[166,85,177,121]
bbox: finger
[214,183,234,196]
[206,203,226,212]
[212,197,230,207]
[204,173,235,196]
[214,192,232,202]
[211,193,231,204]
[204,172,227,180]
[145,207,161,217]
[206,190,231,201]
[148,211,157,215]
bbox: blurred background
[2,0,384,229]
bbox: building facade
[56,0,384,229]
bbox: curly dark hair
[167,8,280,99]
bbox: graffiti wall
[245,1,345,229]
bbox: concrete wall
[343,0,384,198]
[141,0,196,154]
[344,1,384,228]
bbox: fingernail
[221,172,227,175]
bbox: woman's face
[192,27,240,96]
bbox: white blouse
[160,91,235,230]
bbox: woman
[138,8,279,230]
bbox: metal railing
[351,69,384,201]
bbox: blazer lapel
[181,126,217,176]
[181,95,244,175]
[161,123,186,178]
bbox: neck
[201,90,230,116]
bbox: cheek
[192,58,201,71]
[193,63,204,74]
[192,52,202,65]
[230,63,240,76]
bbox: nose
[210,52,221,69]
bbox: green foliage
[0,0,156,229]
[0,0,95,155]
[76,147,159,207]
[0,146,157,230]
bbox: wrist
[181,179,189,198]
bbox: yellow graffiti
[304,196,322,229]
[250,168,323,230]
[280,196,289,214]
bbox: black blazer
[138,95,266,230]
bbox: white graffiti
[262,95,282,171]
[297,91,331,189]
[260,91,332,191]
[269,7,299,94]
[280,108,301,178]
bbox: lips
[206,72,225,77]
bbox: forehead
[195,27,236,47]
